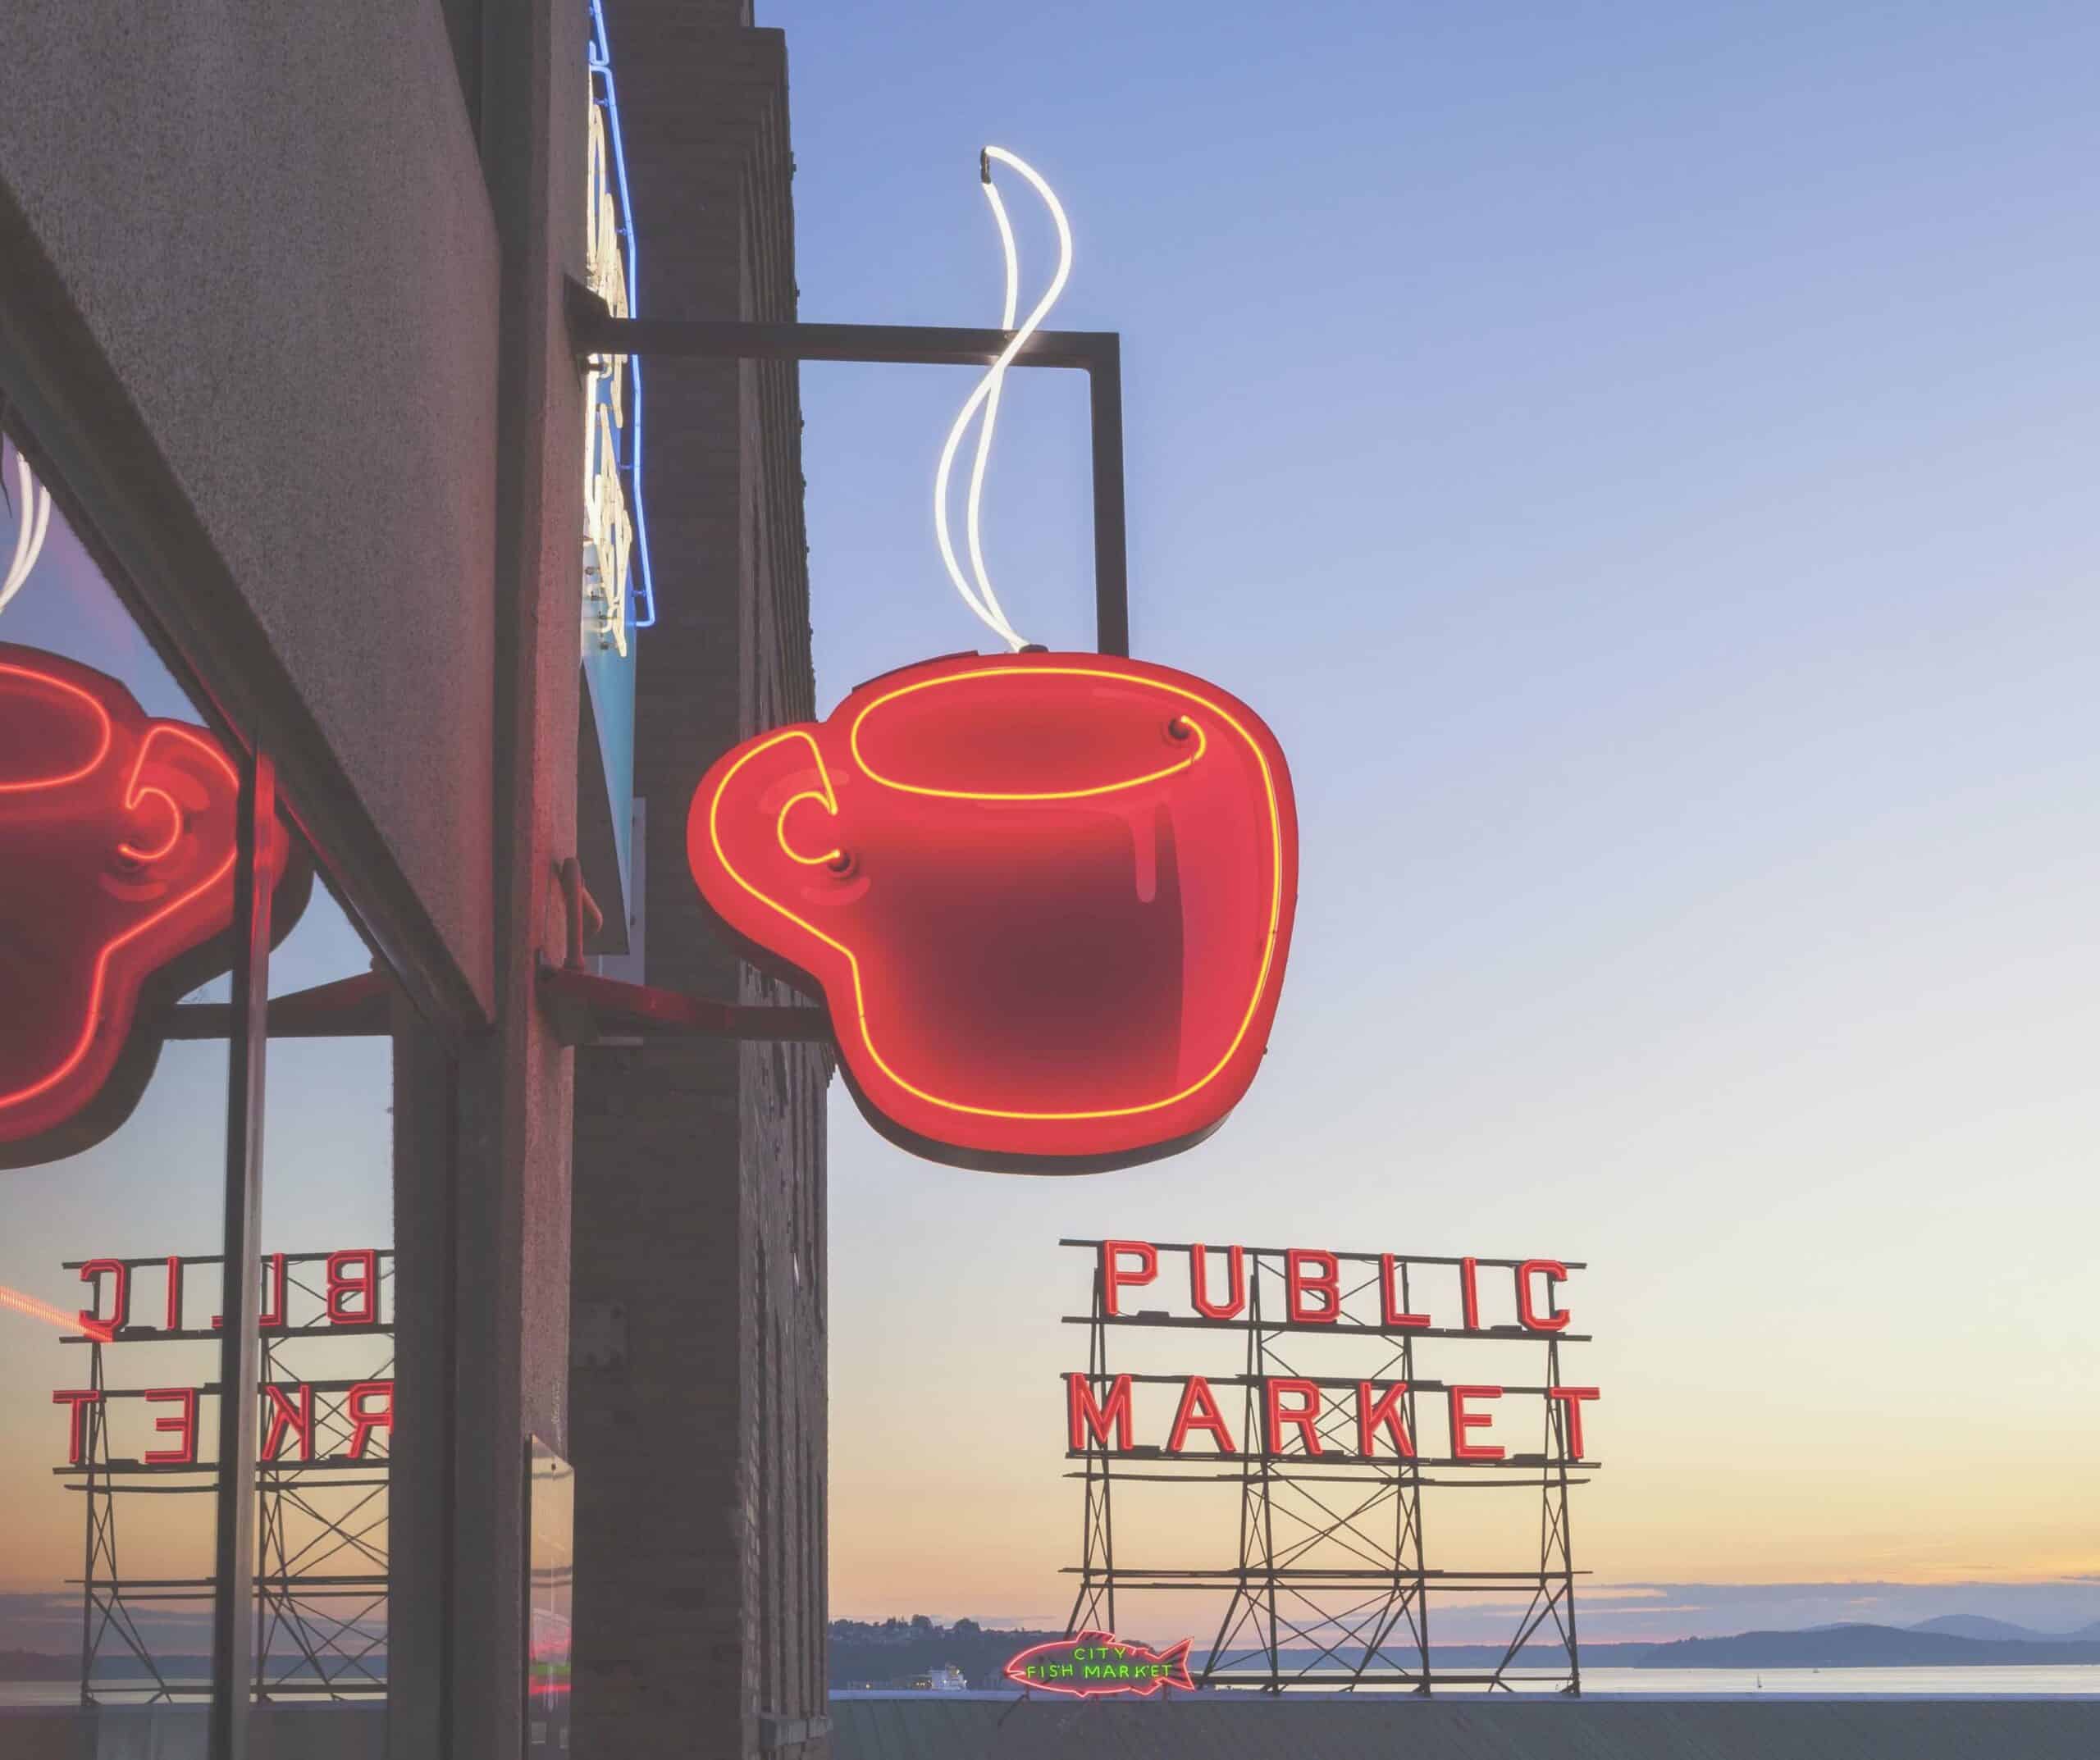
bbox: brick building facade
[570,5,831,1757]
[1,0,828,1753]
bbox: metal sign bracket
[551,279,1141,1046]
[564,276,1130,657]
[538,856,829,1047]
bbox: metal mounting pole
[210,750,274,1760]
[1086,336,1130,659]
[76,1337,102,1705]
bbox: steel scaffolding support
[59,1250,393,1703]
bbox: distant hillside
[830,1619,2100,1686]
[1911,1615,2049,1641]
[832,1622,1070,1689]
[1238,1630,2100,1673]
[0,1652,76,1681]
[1621,1625,2100,1668]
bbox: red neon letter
[78,1259,128,1334]
[1378,1254,1430,1329]
[1517,1260,1569,1333]
[326,1250,379,1325]
[1264,1378,1325,1456]
[1285,1250,1340,1323]
[345,1381,393,1460]
[1166,1375,1238,1454]
[258,1253,288,1330]
[1449,1384,1504,1461]
[163,1256,182,1332]
[52,1389,102,1465]
[1356,1382,1414,1458]
[261,1383,316,1463]
[143,1388,199,1466]
[1099,1241,1157,1317]
[1066,1373,1134,1451]
[1548,1386,1600,1459]
[213,1252,294,1330]
[1459,1256,1481,1331]
[1189,1243,1246,1320]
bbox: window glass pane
[0,436,234,1717]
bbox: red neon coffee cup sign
[687,650,1299,1173]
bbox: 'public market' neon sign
[1065,1240,1602,1462]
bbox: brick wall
[570,7,829,1757]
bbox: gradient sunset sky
[772,0,2100,1633]
[4,0,2100,1652]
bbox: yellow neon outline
[706,666,1285,1124]
[774,762,844,868]
[849,670,1208,800]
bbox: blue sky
[762,0,2100,1622]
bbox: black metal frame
[1058,1240,1593,1695]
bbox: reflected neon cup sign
[686,650,1299,1173]
[0,645,304,1165]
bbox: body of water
[835,1665,2100,1701]
[1577,1667,2100,1698]
[12,1666,2100,1708]
[1211,1665,2100,1698]
[2,1680,205,1707]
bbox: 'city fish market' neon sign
[1066,1239,1600,1462]
[687,650,1299,1174]
[1004,1631,1194,1699]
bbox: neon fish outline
[1002,1630,1196,1699]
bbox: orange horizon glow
[847,673,1211,800]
